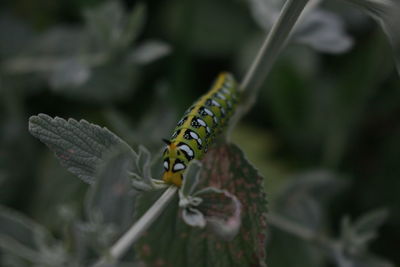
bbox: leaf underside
[135,143,268,267]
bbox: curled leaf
[344,0,400,75]
[178,160,241,239]
[193,188,241,241]
[129,146,167,191]
[248,0,353,53]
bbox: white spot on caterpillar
[220,107,226,116]
[216,92,226,100]
[178,144,194,157]
[204,108,214,116]
[212,99,221,107]
[163,160,169,170]
[213,116,219,124]
[197,118,207,127]
[221,88,230,94]
[173,162,186,171]
[190,131,199,140]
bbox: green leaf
[330,209,393,267]
[0,205,68,266]
[85,147,137,230]
[130,146,168,191]
[28,114,134,184]
[83,1,125,51]
[135,143,268,267]
[121,3,146,48]
[344,0,400,75]
[49,58,91,89]
[83,1,146,51]
[50,58,139,103]
[340,209,389,254]
[129,40,171,65]
[276,171,348,230]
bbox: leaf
[179,161,241,240]
[121,3,146,48]
[49,58,91,89]
[340,209,389,254]
[20,27,88,58]
[50,58,139,103]
[129,40,171,65]
[248,0,353,54]
[295,9,353,54]
[344,0,400,75]
[28,114,134,184]
[276,170,348,231]
[135,143,268,267]
[0,205,68,265]
[83,1,146,51]
[130,146,168,191]
[83,1,125,51]
[85,147,137,229]
[193,187,242,240]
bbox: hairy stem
[93,186,177,266]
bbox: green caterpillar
[162,72,239,187]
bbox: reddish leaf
[135,143,268,267]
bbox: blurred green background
[0,0,399,266]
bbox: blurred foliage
[0,0,399,266]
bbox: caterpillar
[162,72,239,187]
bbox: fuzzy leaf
[193,187,242,240]
[344,0,400,75]
[83,1,125,50]
[83,1,146,51]
[294,9,353,54]
[129,40,171,65]
[135,143,268,267]
[179,161,241,240]
[332,209,393,267]
[130,146,167,191]
[49,58,91,89]
[340,209,389,254]
[276,170,348,231]
[0,205,67,265]
[85,148,137,229]
[28,114,134,184]
[248,0,353,53]
[121,3,146,48]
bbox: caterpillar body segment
[162,72,239,187]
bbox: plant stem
[239,0,310,110]
[93,186,177,266]
[228,0,310,136]
[267,213,333,247]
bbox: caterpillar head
[162,140,188,187]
